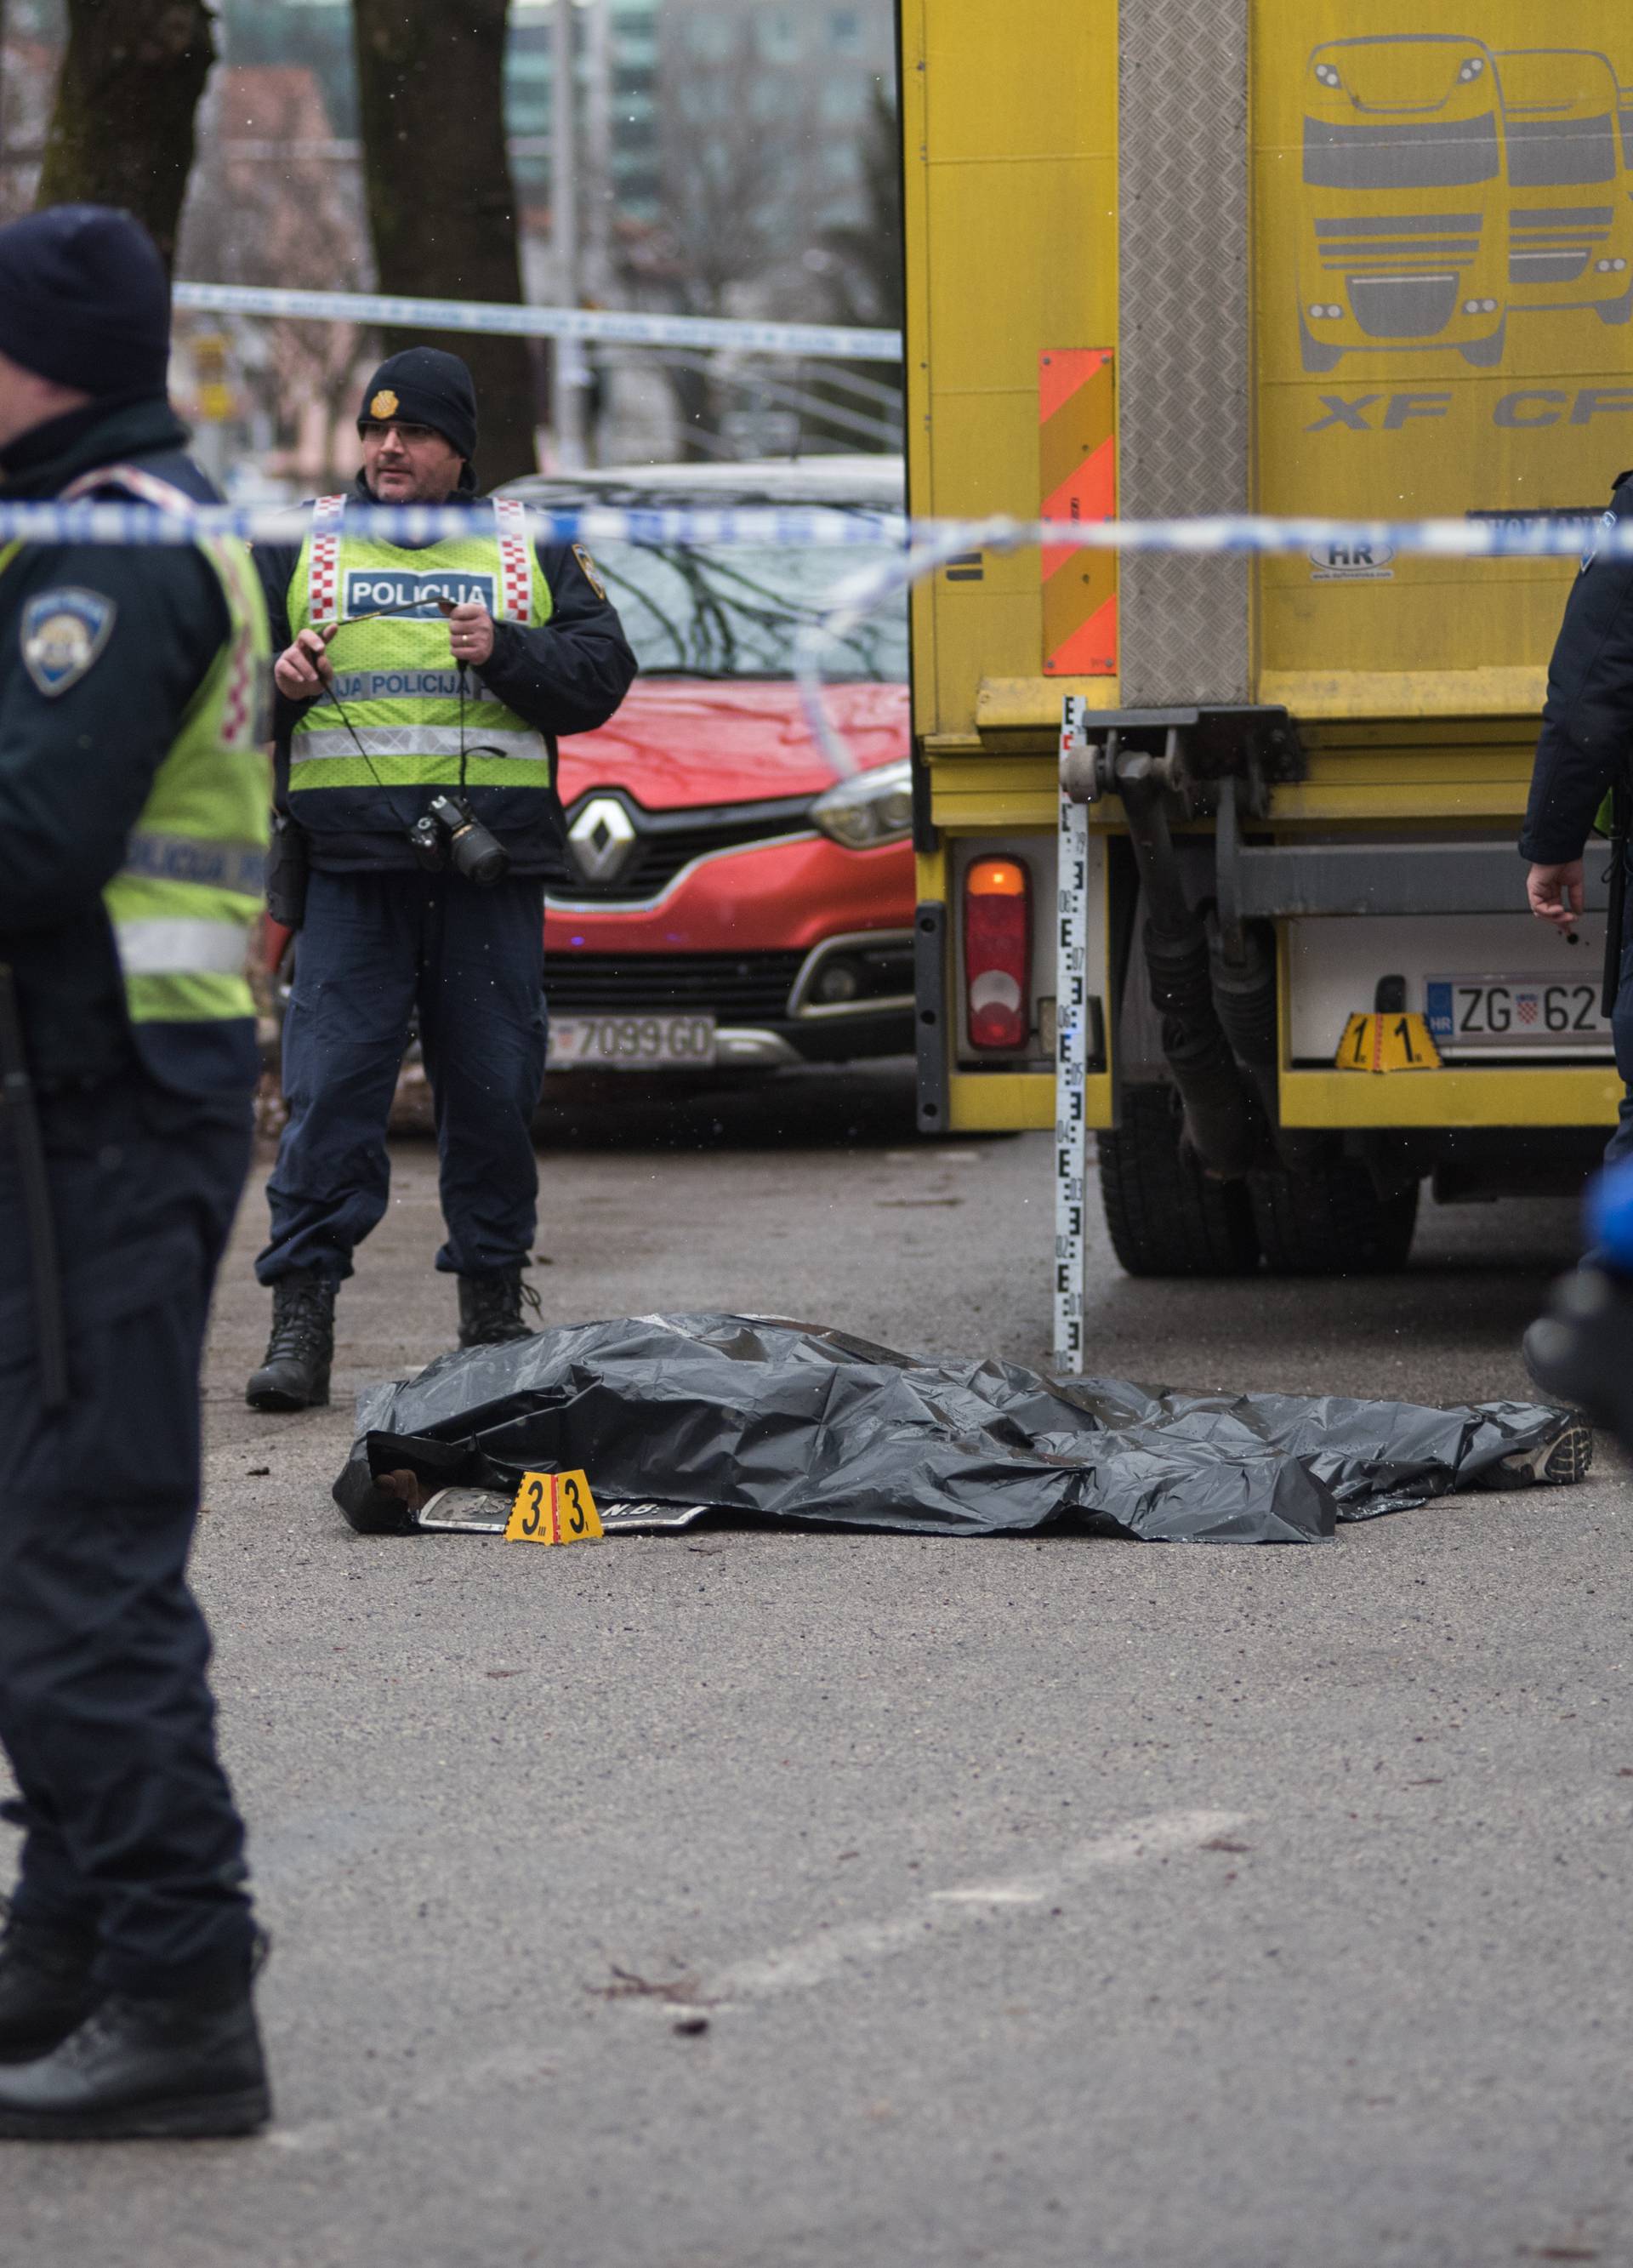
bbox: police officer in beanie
[0,208,273,2137]
[245,347,635,1410]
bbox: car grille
[545,951,808,1023]
[1348,272,1459,339]
[554,794,814,904]
[1316,213,1482,272]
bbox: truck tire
[1097,1085,1260,1277]
[1249,1160,1419,1275]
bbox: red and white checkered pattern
[61,461,195,513]
[305,494,346,627]
[493,497,532,622]
[215,547,258,746]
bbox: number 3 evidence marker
[504,1470,605,1545]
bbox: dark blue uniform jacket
[0,396,253,1096]
[1521,470,1633,866]
[254,473,637,876]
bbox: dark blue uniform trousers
[0,1074,256,1994]
[257,869,549,1284]
[1610,912,1633,1168]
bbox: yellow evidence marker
[1334,1011,1442,1074]
[504,1470,604,1546]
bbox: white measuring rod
[1052,697,1093,1375]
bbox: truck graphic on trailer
[1299,34,1508,372]
[1494,48,1633,324]
[904,0,1633,1285]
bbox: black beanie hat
[357,347,478,463]
[0,204,170,398]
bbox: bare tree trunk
[352,0,537,486]
[36,0,216,272]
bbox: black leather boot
[0,1905,99,2066]
[457,1266,541,1349]
[246,1270,336,1410]
[0,1976,271,2140]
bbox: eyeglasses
[358,420,443,447]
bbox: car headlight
[1459,55,1484,79]
[1314,61,1342,88]
[811,759,914,851]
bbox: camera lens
[428,795,509,887]
[448,818,509,887]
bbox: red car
[507,457,913,1075]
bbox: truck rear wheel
[1097,1085,1260,1277]
[1249,1160,1419,1275]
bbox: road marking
[710,1809,1246,2003]
[932,1885,1048,1906]
[261,1809,1243,2150]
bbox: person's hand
[273,626,334,700]
[1527,858,1585,932]
[446,600,495,669]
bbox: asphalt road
[6,1064,1630,2268]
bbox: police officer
[0,208,272,2137]
[246,347,635,1411]
[1522,467,1633,1156]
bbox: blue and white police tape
[2,496,1614,782]
[0,497,1626,560]
[0,499,909,550]
[173,281,903,364]
[794,521,1004,779]
[788,500,1622,776]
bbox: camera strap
[316,679,393,797]
[455,664,509,806]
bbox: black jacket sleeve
[475,538,638,737]
[1520,473,1633,865]
[250,536,312,766]
[0,541,228,928]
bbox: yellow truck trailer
[902,0,1633,1279]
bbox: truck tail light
[964,858,1031,1050]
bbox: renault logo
[567,795,638,885]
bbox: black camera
[406,794,509,886]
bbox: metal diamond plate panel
[1118,0,1250,705]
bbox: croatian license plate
[1425,977,1608,1053]
[547,1012,716,1068]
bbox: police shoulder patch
[20,586,116,697]
[572,544,607,601]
